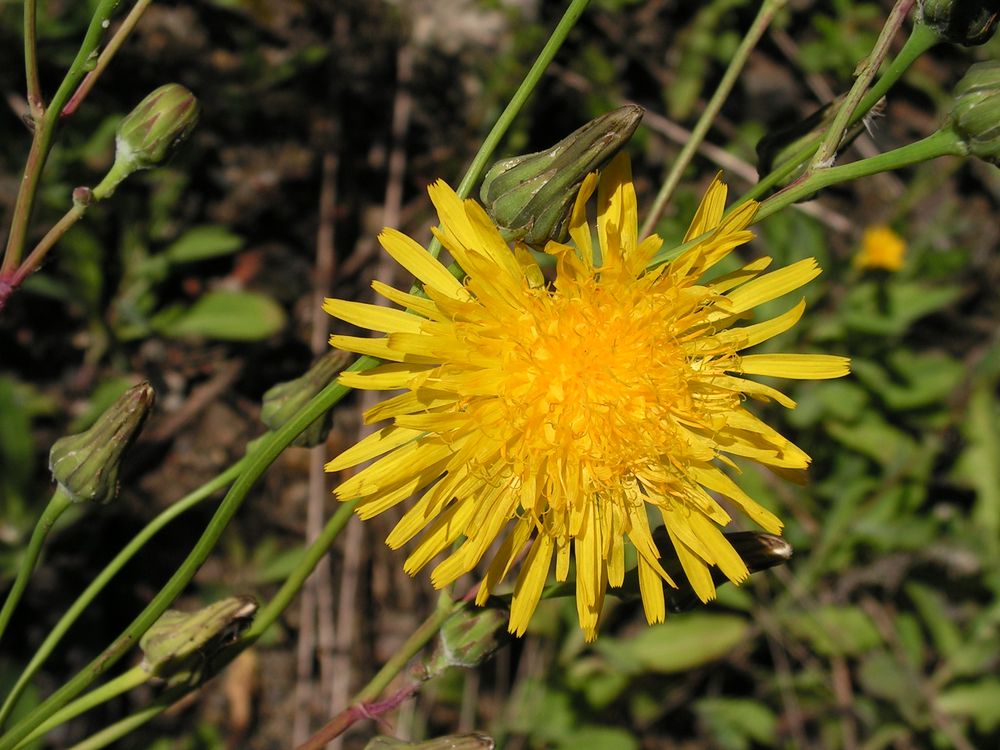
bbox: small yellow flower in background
[855,225,906,271]
[324,154,849,641]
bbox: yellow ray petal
[325,425,424,473]
[665,524,716,603]
[338,362,435,391]
[404,497,477,575]
[379,227,468,301]
[725,258,820,313]
[371,280,444,320]
[329,334,437,364]
[684,174,727,241]
[688,512,749,584]
[637,555,666,624]
[509,533,554,636]
[720,299,806,350]
[476,517,534,605]
[739,353,851,379]
[323,298,426,334]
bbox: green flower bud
[425,607,508,677]
[260,351,351,447]
[140,595,257,685]
[949,60,1000,165]
[364,734,494,750]
[49,382,154,504]
[918,0,999,46]
[93,84,200,199]
[480,105,643,247]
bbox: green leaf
[857,651,924,726]
[826,413,918,469]
[937,678,1000,733]
[851,351,964,411]
[153,290,285,341]
[594,613,749,674]
[906,582,962,658]
[695,698,777,750]
[951,385,1000,554]
[783,605,881,657]
[162,226,244,264]
[840,281,961,337]
[555,726,638,750]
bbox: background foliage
[1,0,998,748]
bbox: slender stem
[809,0,915,170]
[247,500,358,638]
[639,0,787,238]
[14,667,148,749]
[2,0,123,274]
[0,359,378,750]
[8,204,86,289]
[62,0,154,119]
[59,498,362,750]
[0,489,73,646]
[427,0,592,258]
[297,597,464,749]
[734,21,939,208]
[64,695,178,750]
[23,0,42,116]
[0,457,247,729]
[754,129,964,223]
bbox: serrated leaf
[163,226,244,264]
[154,290,285,341]
[594,613,749,674]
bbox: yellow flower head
[855,225,906,271]
[324,154,849,641]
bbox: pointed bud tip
[114,83,200,176]
[49,382,155,504]
[480,105,644,247]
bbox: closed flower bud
[480,105,643,247]
[140,596,257,685]
[261,351,351,447]
[364,734,494,750]
[93,84,200,199]
[49,382,154,504]
[949,60,1000,165]
[918,0,999,46]
[426,607,508,676]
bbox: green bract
[139,596,257,685]
[950,60,1000,165]
[261,351,351,447]
[48,382,154,504]
[480,105,643,247]
[919,0,1000,46]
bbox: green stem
[0,359,378,750]
[247,499,358,638]
[639,0,787,238]
[62,0,154,119]
[754,128,965,223]
[60,498,362,750]
[809,0,915,171]
[64,694,179,750]
[354,595,461,704]
[427,0,592,258]
[8,203,86,290]
[2,0,123,274]
[23,0,42,116]
[0,458,246,729]
[14,667,148,749]
[735,21,939,207]
[0,489,73,646]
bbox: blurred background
[1,1,999,748]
